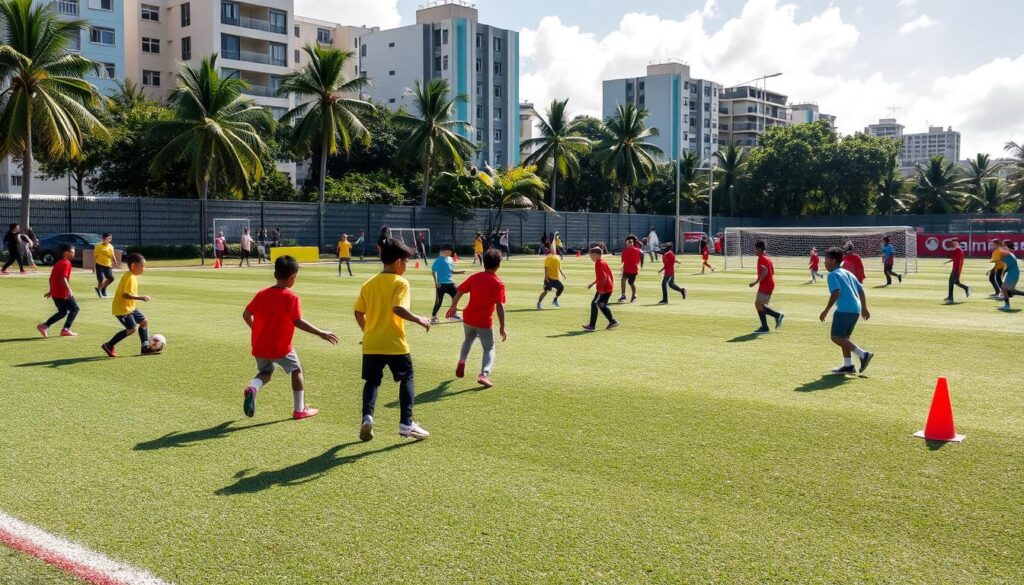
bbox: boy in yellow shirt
[354,239,432,441]
[988,238,1007,298]
[536,248,567,309]
[101,253,156,357]
[337,233,353,277]
[94,233,118,298]
[472,233,484,265]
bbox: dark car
[36,233,124,266]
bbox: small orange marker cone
[213,257,220,269]
[415,260,420,269]
[453,252,459,263]
[576,250,581,257]
[914,377,965,442]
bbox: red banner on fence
[917,233,1024,258]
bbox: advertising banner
[917,233,1024,258]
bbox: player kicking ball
[819,247,873,374]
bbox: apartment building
[356,1,521,169]
[789,102,836,128]
[718,85,789,148]
[902,126,961,167]
[864,118,904,140]
[292,16,369,82]
[602,61,720,161]
[519,101,536,162]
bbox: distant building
[789,103,836,128]
[719,85,789,148]
[519,102,537,162]
[864,118,905,140]
[902,126,961,167]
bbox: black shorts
[96,265,114,283]
[115,309,146,330]
[362,354,414,383]
[543,279,564,293]
[624,273,637,285]
[831,312,859,338]
[436,283,458,299]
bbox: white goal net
[724,226,918,273]
[212,218,251,243]
[389,228,432,259]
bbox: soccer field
[0,255,1021,584]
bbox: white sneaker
[552,298,560,308]
[536,302,543,310]
[399,421,430,440]
[359,415,374,442]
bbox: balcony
[221,15,287,35]
[241,85,278,97]
[55,0,78,15]
[222,50,286,67]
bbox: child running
[94,233,118,297]
[337,233,353,276]
[987,239,1006,298]
[749,240,783,334]
[700,237,715,273]
[241,256,338,420]
[657,244,686,304]
[584,246,618,331]
[101,253,157,357]
[998,241,1021,311]
[472,233,484,265]
[618,235,642,303]
[37,244,79,338]
[819,247,873,374]
[808,247,822,283]
[431,244,465,323]
[943,237,970,303]
[354,239,432,441]
[448,249,507,388]
[841,242,866,284]
[881,236,902,286]
[536,247,567,309]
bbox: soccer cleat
[606,320,620,330]
[681,288,687,300]
[630,296,637,303]
[753,328,770,335]
[477,374,493,388]
[774,313,785,330]
[581,324,596,332]
[243,386,257,418]
[59,329,77,337]
[359,415,374,442]
[658,300,668,305]
[897,274,903,284]
[999,305,1012,312]
[965,286,971,298]
[859,351,874,373]
[293,407,318,420]
[36,323,48,338]
[536,302,543,310]
[101,343,117,357]
[455,361,466,378]
[140,346,158,356]
[398,421,430,440]
[95,287,102,298]
[449,313,463,322]
[430,316,440,324]
[943,298,954,305]
[831,365,857,375]
[617,295,627,303]
[552,298,560,308]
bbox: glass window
[494,62,501,75]
[476,34,482,48]
[388,70,395,76]
[493,37,502,52]
[142,70,161,87]
[495,107,502,120]
[56,0,78,16]
[101,62,115,78]
[494,85,501,98]
[294,49,300,63]
[68,31,81,52]
[360,44,366,57]
[475,59,481,72]
[269,75,283,93]
[476,130,483,142]
[181,2,190,27]
[269,10,286,34]
[270,42,287,66]
[442,55,448,70]
[294,25,299,38]
[494,130,502,141]
[442,29,448,44]
[181,36,191,60]
[388,41,394,48]
[434,56,441,71]
[100,0,112,10]
[476,82,482,96]
[142,37,160,54]
[221,34,240,59]
[317,28,331,44]
[141,4,159,21]
[11,175,22,186]
[221,1,238,25]
[89,27,115,46]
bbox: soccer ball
[149,334,167,352]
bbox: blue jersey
[828,267,864,314]
[882,244,894,262]
[431,256,455,284]
[1003,251,1019,277]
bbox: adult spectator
[20,226,39,272]
[377,226,390,256]
[354,230,366,260]
[2,224,24,274]
[647,227,660,262]
[499,229,510,259]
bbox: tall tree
[595,103,664,213]
[910,156,969,214]
[521,98,591,210]
[0,0,106,225]
[1004,141,1024,212]
[394,79,475,206]
[963,153,1001,203]
[874,166,910,218]
[475,164,550,230]
[713,144,747,216]
[969,179,1011,213]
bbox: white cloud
[294,0,401,28]
[899,14,937,35]
[701,0,719,19]
[897,0,917,7]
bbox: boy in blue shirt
[430,244,465,323]
[881,236,902,286]
[820,247,873,374]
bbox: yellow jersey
[94,242,115,267]
[337,241,352,258]
[111,272,138,316]
[473,238,484,253]
[354,273,411,355]
[553,236,562,249]
[544,255,561,280]
[991,249,1007,271]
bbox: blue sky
[301,0,1024,157]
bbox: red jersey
[621,246,642,275]
[245,286,302,359]
[842,253,866,283]
[594,259,614,294]
[809,253,819,271]
[49,258,72,299]
[662,251,677,277]
[756,254,775,294]
[457,271,506,328]
[951,246,965,272]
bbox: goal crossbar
[724,226,918,274]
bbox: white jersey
[648,231,659,250]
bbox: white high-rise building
[902,126,961,166]
[789,102,836,128]
[719,85,790,148]
[864,118,905,140]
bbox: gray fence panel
[140,199,199,246]
[0,198,68,238]
[262,201,318,246]
[70,198,141,245]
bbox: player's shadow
[216,441,412,495]
[997,308,1022,313]
[726,333,765,343]
[13,356,108,368]
[133,419,290,450]
[0,337,47,344]
[505,308,544,313]
[547,330,592,338]
[795,374,861,392]
[387,380,481,407]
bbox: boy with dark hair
[881,236,902,286]
[37,244,79,338]
[749,240,783,334]
[808,247,822,284]
[820,247,873,374]
[337,233,353,276]
[657,243,686,304]
[430,244,465,323]
[841,242,866,284]
[987,239,1006,298]
[1,223,24,274]
[448,249,507,388]
[354,239,432,441]
[94,233,118,297]
[241,256,338,421]
[944,237,970,303]
[584,247,618,331]
[618,236,642,302]
[536,247,567,309]
[101,253,156,357]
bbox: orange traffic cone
[414,260,420,269]
[576,250,581,257]
[213,257,221,269]
[914,377,965,442]
[453,252,459,263]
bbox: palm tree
[0,0,106,227]
[521,99,591,210]
[108,79,149,111]
[1004,141,1024,212]
[969,179,1010,213]
[910,156,970,214]
[475,164,551,230]
[963,153,1001,202]
[712,144,747,215]
[676,151,708,212]
[875,166,910,219]
[595,103,664,213]
[149,55,273,259]
[394,79,475,206]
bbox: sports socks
[843,357,853,367]
[293,390,304,412]
[851,346,866,359]
[249,378,264,391]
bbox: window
[11,175,22,186]
[56,0,78,16]
[141,4,159,21]
[434,56,441,71]
[388,41,395,48]
[495,107,502,120]
[99,0,112,10]
[142,70,161,87]
[141,37,160,54]
[476,34,482,48]
[221,34,240,59]
[475,59,481,72]
[442,55,448,70]
[89,27,115,46]
[388,98,395,104]
[294,25,300,38]
[442,29,448,44]
[68,32,81,52]
[294,49,300,63]
[269,75,283,93]
[494,85,501,98]
[476,130,483,142]
[181,36,191,60]
[269,10,286,34]
[476,105,483,118]
[476,82,482,96]
[221,1,239,25]
[360,44,366,57]
[494,62,502,75]
[100,62,115,78]
[494,130,502,142]
[494,38,502,52]
[317,28,331,44]
[388,70,395,76]
[270,42,287,66]
[433,29,441,45]
[181,2,190,26]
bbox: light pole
[674,157,717,251]
[736,72,783,143]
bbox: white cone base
[914,430,966,443]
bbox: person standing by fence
[240,228,254,267]
[256,229,268,264]
[377,227,390,257]
[214,232,227,265]
[499,229,510,260]
[1,223,24,274]
[20,226,39,272]
[355,230,366,261]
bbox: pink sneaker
[293,406,319,420]
[60,329,77,337]
[36,323,48,338]
[455,361,466,378]
[477,375,493,388]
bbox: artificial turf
[0,254,1021,584]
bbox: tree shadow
[0,337,47,345]
[547,330,593,338]
[216,441,413,495]
[795,374,863,393]
[134,419,291,450]
[14,356,108,368]
[726,333,765,343]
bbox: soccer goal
[389,228,432,259]
[212,218,251,242]
[724,226,918,273]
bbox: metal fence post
[136,197,143,247]
[66,193,72,232]
[260,200,265,233]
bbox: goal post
[724,226,918,274]
[389,228,431,259]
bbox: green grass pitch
[0,254,1021,583]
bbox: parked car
[36,233,124,266]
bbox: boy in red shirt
[657,244,686,304]
[618,235,642,303]
[700,237,716,274]
[36,244,79,338]
[808,247,822,283]
[944,236,970,303]
[749,240,783,334]
[447,249,507,388]
[584,246,619,331]
[241,256,338,420]
[841,241,866,283]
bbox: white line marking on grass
[0,511,173,585]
